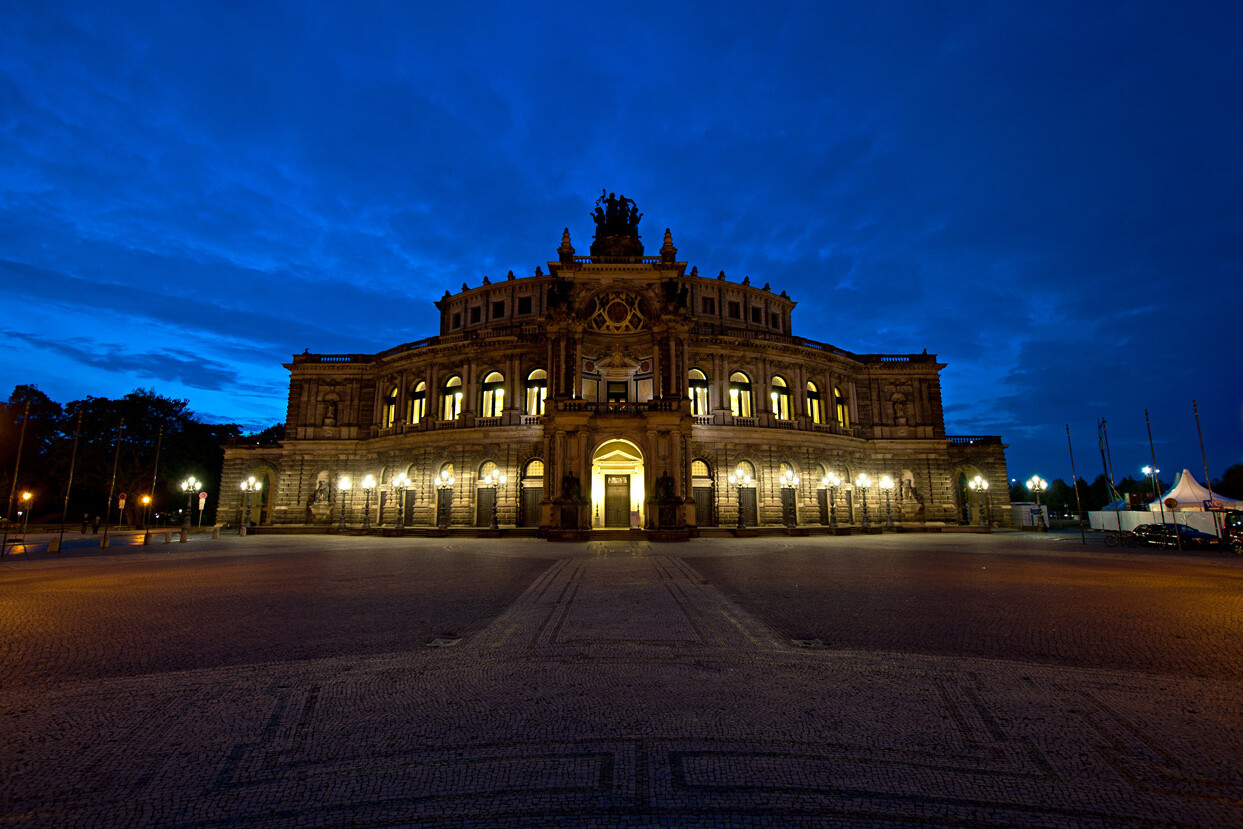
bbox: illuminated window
[442,375,463,420]
[524,458,544,479]
[525,369,547,415]
[807,381,823,424]
[770,375,790,420]
[481,371,505,417]
[835,386,850,428]
[381,385,398,428]
[729,372,753,417]
[688,368,709,416]
[691,459,711,478]
[408,381,426,424]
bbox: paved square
[1,532,1240,826]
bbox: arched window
[408,381,426,424]
[834,385,850,428]
[807,381,823,424]
[442,376,463,420]
[481,371,504,417]
[729,372,753,418]
[523,458,544,479]
[479,460,499,481]
[733,460,756,483]
[770,375,791,420]
[688,368,709,416]
[381,385,398,428]
[691,459,711,478]
[525,369,547,416]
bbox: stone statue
[589,189,644,257]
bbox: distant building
[223,197,1007,534]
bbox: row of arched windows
[692,369,851,427]
[380,368,850,428]
[380,370,549,427]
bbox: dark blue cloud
[2,0,1241,479]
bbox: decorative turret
[558,228,575,264]
[660,227,677,263]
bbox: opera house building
[223,196,1007,537]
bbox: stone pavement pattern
[1,535,1240,826]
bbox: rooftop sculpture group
[589,189,644,256]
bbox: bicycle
[1104,530,1139,548]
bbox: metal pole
[1145,409,1178,551]
[101,418,125,548]
[58,409,84,551]
[1193,400,1221,540]
[1066,424,1085,544]
[1,400,31,557]
[145,425,163,533]
[1100,418,1124,539]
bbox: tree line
[1006,466,1243,516]
[0,385,282,529]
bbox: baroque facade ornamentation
[223,201,1007,535]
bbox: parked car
[1131,523,1219,550]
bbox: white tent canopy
[1153,469,1242,511]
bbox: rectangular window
[492,300,505,319]
[751,307,761,324]
[770,312,780,329]
[702,297,715,314]
[728,301,741,319]
[517,296,532,315]
[469,306,481,324]
[606,381,627,403]
[451,312,461,329]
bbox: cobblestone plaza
[2,533,1240,826]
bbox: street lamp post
[822,472,840,528]
[484,468,508,530]
[20,491,32,536]
[179,476,200,531]
[141,494,151,543]
[856,473,871,528]
[1026,475,1048,530]
[969,475,989,527]
[780,468,800,528]
[239,476,261,536]
[879,475,895,528]
[337,475,351,532]
[436,470,455,529]
[727,466,752,529]
[361,475,376,531]
[392,472,410,531]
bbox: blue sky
[2,0,1241,486]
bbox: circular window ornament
[589,290,646,333]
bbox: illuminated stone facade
[222,213,1007,534]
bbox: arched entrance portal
[591,439,645,528]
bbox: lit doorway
[590,439,645,528]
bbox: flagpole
[1,400,31,557]
[56,408,84,552]
[1193,400,1220,539]
[101,418,124,549]
[1066,424,1085,543]
[1145,408,1178,551]
[1099,418,1123,538]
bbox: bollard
[211,527,220,539]
[164,531,171,543]
[239,525,247,537]
[143,532,151,545]
[100,537,109,548]
[179,529,188,543]
[49,538,61,553]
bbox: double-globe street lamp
[337,475,351,531]
[1026,475,1048,530]
[179,476,200,530]
[483,467,508,530]
[727,466,753,529]
[821,472,841,528]
[239,475,261,536]
[855,473,871,528]
[361,475,377,531]
[879,475,895,528]
[392,472,411,532]
[969,474,989,527]
[780,468,800,528]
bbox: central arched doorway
[591,439,645,528]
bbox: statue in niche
[892,393,908,426]
[322,399,338,426]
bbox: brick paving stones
[1,533,1240,826]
